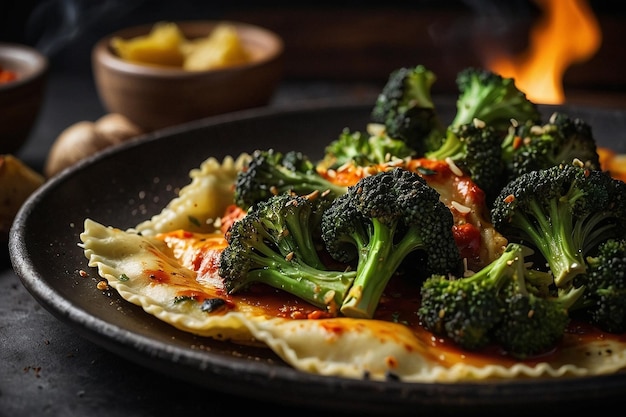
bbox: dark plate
[9,100,626,415]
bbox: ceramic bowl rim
[0,42,48,92]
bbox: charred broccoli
[319,126,415,170]
[501,111,601,182]
[419,243,583,357]
[418,243,522,350]
[234,149,348,210]
[491,162,626,289]
[424,119,505,203]
[451,67,541,134]
[493,273,583,359]
[219,191,356,312]
[576,238,626,333]
[370,65,446,155]
[321,167,463,318]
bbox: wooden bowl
[0,43,48,154]
[92,20,284,131]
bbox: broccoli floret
[419,243,584,356]
[371,65,446,155]
[491,162,626,289]
[494,273,583,359]
[424,119,505,204]
[234,149,348,210]
[319,126,415,170]
[576,238,626,333]
[321,167,462,318]
[219,191,356,312]
[418,243,521,350]
[501,111,601,182]
[451,67,541,133]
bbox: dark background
[2,0,625,96]
[4,0,626,166]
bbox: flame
[486,0,601,104]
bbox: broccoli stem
[340,220,394,318]
[245,249,355,309]
[573,210,622,256]
[514,198,586,286]
[424,129,462,161]
[340,219,425,318]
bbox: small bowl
[0,43,48,154]
[92,20,284,131]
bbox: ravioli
[80,154,626,382]
[132,153,250,236]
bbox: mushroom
[44,113,144,177]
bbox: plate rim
[9,99,626,414]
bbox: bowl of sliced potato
[92,20,284,131]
